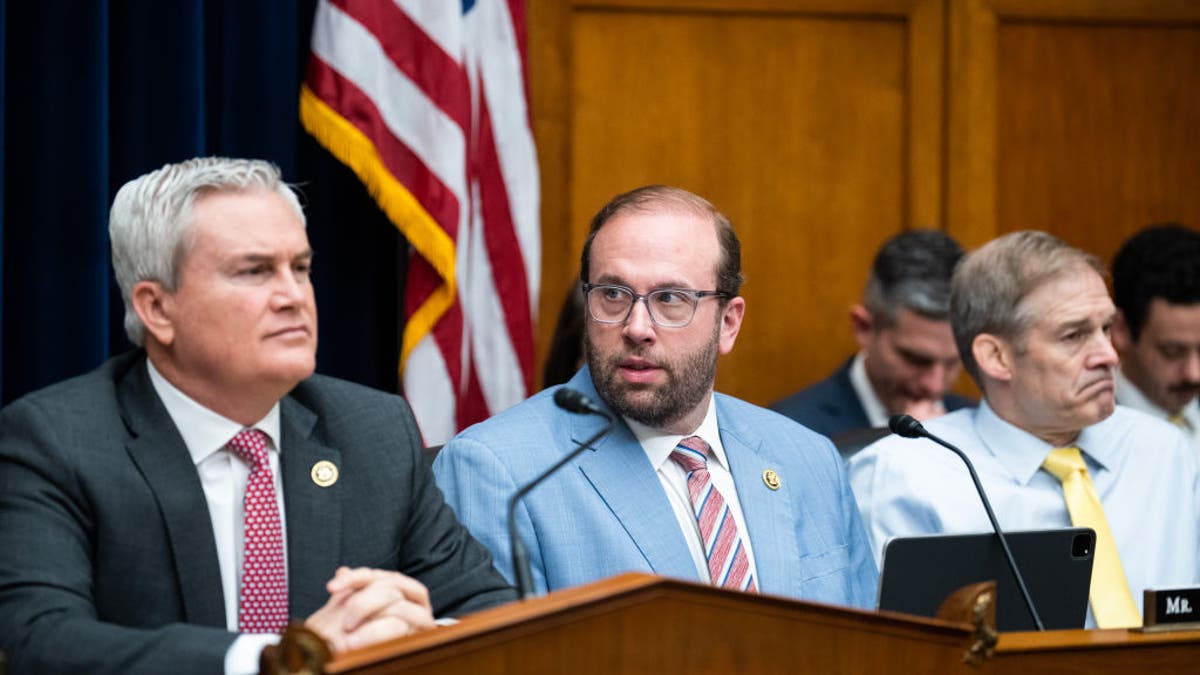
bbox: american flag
[300,0,540,444]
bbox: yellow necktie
[1042,447,1141,628]
[1168,412,1188,429]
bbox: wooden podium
[270,574,1200,674]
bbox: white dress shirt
[1115,367,1200,458]
[848,352,890,428]
[850,351,944,428]
[848,400,1199,627]
[625,394,760,585]
[146,361,285,675]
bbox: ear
[1110,309,1133,353]
[132,280,177,347]
[717,296,745,355]
[972,333,1013,382]
[850,304,874,349]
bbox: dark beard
[586,324,720,429]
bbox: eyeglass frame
[582,282,729,328]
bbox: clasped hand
[304,566,437,653]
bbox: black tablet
[878,527,1095,631]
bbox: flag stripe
[504,0,533,115]
[404,336,456,445]
[472,0,540,303]
[456,356,491,433]
[311,0,468,216]
[305,60,460,240]
[305,0,539,445]
[298,85,458,367]
[395,0,463,58]
[474,93,535,390]
[329,0,471,134]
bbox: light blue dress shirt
[848,400,1199,627]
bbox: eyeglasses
[583,283,728,328]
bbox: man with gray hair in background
[849,230,1199,628]
[0,157,515,675]
[772,230,972,444]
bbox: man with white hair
[0,158,514,675]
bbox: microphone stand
[507,417,614,599]
[890,415,1045,631]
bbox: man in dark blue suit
[772,231,972,445]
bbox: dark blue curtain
[1,0,405,405]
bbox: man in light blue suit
[434,185,877,607]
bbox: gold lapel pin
[762,469,781,491]
[311,460,339,488]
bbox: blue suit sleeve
[434,436,549,595]
[834,448,881,609]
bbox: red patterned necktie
[226,429,289,633]
[669,436,757,592]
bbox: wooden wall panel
[531,0,944,406]
[996,21,1200,260]
[947,0,1200,259]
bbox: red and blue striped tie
[670,436,757,592]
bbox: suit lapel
[576,423,698,581]
[719,398,799,597]
[279,395,342,618]
[566,372,698,582]
[826,361,870,429]
[118,357,227,627]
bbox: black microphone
[507,388,614,599]
[552,387,609,417]
[888,414,1046,631]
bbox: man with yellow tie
[1110,224,1200,458]
[849,230,1199,629]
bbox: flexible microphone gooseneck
[888,414,1046,631]
[507,388,614,599]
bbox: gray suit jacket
[0,351,515,675]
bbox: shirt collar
[849,352,889,428]
[625,393,728,471]
[146,359,282,465]
[975,398,1115,484]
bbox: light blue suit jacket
[433,368,878,609]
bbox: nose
[1183,350,1200,383]
[916,364,947,398]
[1092,331,1119,368]
[270,266,307,309]
[621,297,656,344]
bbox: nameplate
[1140,587,1200,632]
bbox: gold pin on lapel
[762,469,781,490]
[311,460,339,487]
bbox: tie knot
[1042,446,1086,481]
[670,435,711,473]
[1168,412,1189,429]
[227,429,271,469]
